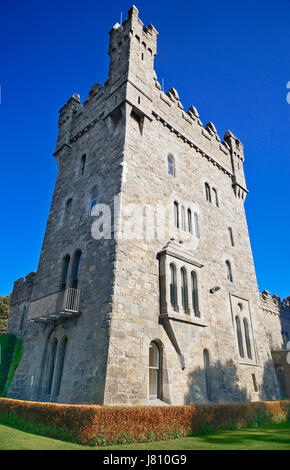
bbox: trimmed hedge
[0,335,17,395]
[0,398,289,446]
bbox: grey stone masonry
[6,6,289,404]
[261,291,290,351]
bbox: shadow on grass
[193,423,290,447]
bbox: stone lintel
[157,240,204,268]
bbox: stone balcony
[28,288,81,324]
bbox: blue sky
[0,0,289,299]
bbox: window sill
[159,312,207,327]
[238,359,260,367]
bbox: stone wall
[102,7,280,405]
[7,273,36,337]
[261,290,290,351]
[6,6,284,405]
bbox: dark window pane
[236,316,244,358]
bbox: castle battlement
[260,289,290,315]
[260,290,290,353]
[10,272,36,306]
[53,6,247,203]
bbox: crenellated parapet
[10,272,36,306]
[52,5,246,190]
[151,95,234,180]
[224,130,248,200]
[260,290,290,313]
[107,4,158,93]
[150,71,247,183]
[54,93,82,161]
[260,289,290,351]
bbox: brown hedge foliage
[0,397,289,446]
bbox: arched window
[174,201,179,228]
[181,206,186,230]
[19,305,27,331]
[61,255,70,290]
[205,183,211,202]
[194,213,200,238]
[47,339,58,396]
[169,264,176,308]
[53,337,68,398]
[80,154,86,175]
[181,268,187,311]
[65,199,72,221]
[235,316,244,358]
[149,342,161,399]
[226,260,233,282]
[187,209,192,234]
[212,188,219,207]
[191,271,199,317]
[91,186,98,214]
[203,349,212,401]
[72,250,81,289]
[243,318,252,359]
[228,227,235,247]
[168,155,175,177]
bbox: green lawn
[1,422,290,450]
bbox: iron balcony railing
[57,287,80,313]
[28,287,81,324]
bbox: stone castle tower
[6,6,290,405]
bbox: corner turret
[107,6,158,93]
[224,130,248,200]
[54,93,82,163]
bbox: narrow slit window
[191,271,199,317]
[203,349,212,401]
[194,213,200,239]
[212,188,219,207]
[53,337,68,398]
[72,250,81,289]
[226,260,233,282]
[252,373,258,392]
[228,227,235,247]
[91,187,98,214]
[61,255,70,290]
[81,154,86,176]
[47,339,58,396]
[65,199,72,221]
[205,183,211,202]
[181,206,186,231]
[181,268,187,311]
[187,209,192,234]
[174,201,179,228]
[168,155,175,177]
[170,264,176,308]
[243,318,252,359]
[235,316,244,358]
